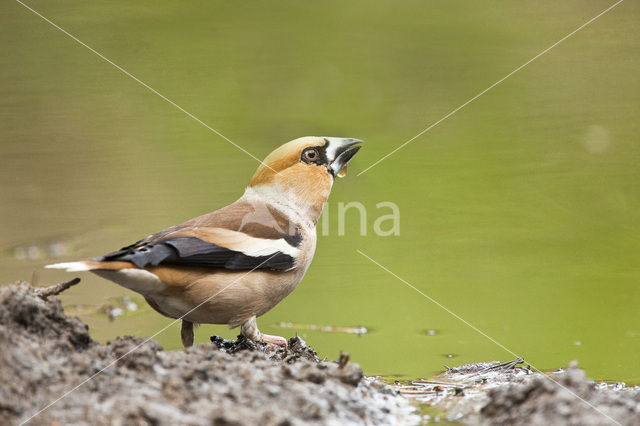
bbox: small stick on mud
[35,278,81,300]
[338,351,350,368]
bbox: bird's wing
[97,199,302,272]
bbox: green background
[1,0,638,383]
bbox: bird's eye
[302,148,319,163]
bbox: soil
[0,281,416,426]
[1,280,638,425]
[398,359,640,425]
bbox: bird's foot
[241,316,287,351]
[261,333,288,351]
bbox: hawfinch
[47,136,362,348]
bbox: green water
[1,1,638,384]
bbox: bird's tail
[45,260,131,272]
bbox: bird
[47,136,362,348]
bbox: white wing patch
[213,228,298,258]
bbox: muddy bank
[2,280,639,425]
[398,359,640,425]
[0,281,416,425]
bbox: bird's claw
[261,334,288,350]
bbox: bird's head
[246,136,363,224]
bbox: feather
[97,236,295,271]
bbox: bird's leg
[181,320,194,348]
[241,316,288,349]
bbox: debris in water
[278,321,368,335]
[66,295,144,321]
[6,238,76,261]
[396,358,640,425]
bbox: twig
[338,351,350,369]
[479,357,525,373]
[35,278,81,300]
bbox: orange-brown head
[246,136,362,224]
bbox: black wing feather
[98,236,294,271]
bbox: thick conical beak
[324,137,363,177]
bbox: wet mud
[398,359,640,425]
[0,281,416,425]
[2,280,638,425]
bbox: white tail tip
[45,261,92,272]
